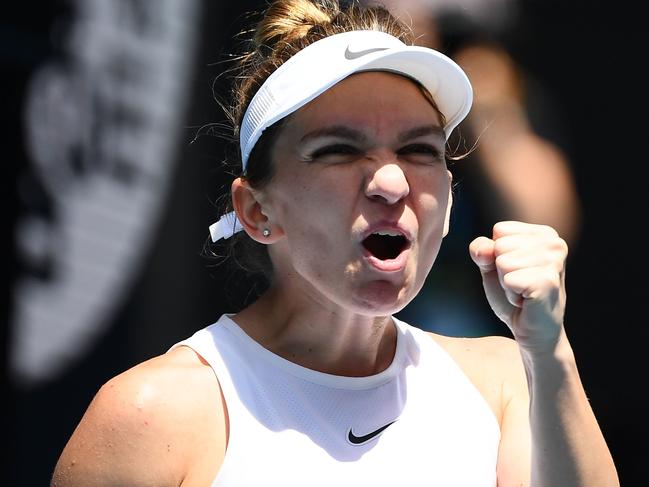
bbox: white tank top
[169,314,500,486]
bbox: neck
[233,286,397,377]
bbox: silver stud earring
[262,228,271,238]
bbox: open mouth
[362,231,410,261]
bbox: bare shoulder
[51,345,225,487]
[431,332,523,375]
[427,332,528,424]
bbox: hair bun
[255,0,336,47]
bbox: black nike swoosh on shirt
[344,46,389,60]
[347,420,396,445]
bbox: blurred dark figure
[366,0,581,337]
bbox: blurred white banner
[12,0,201,386]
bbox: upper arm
[494,338,532,487]
[51,349,225,487]
[51,369,185,487]
[430,333,532,486]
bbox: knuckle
[555,236,569,256]
[540,224,559,237]
[493,237,511,256]
[494,253,512,272]
[541,268,561,288]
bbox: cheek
[274,180,339,245]
[415,174,450,215]
[273,177,356,273]
[273,169,351,226]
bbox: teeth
[374,230,401,237]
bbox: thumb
[469,236,496,273]
[469,236,517,324]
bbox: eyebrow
[299,124,445,144]
[397,125,445,143]
[300,125,367,143]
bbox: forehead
[288,71,443,129]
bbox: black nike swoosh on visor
[347,420,396,445]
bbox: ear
[231,177,284,243]
[443,170,453,237]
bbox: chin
[351,280,414,316]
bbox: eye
[397,144,444,164]
[309,144,362,163]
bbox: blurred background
[4,0,646,484]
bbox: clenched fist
[469,221,568,354]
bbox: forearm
[522,333,619,486]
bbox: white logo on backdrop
[12,0,201,386]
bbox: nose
[365,160,410,205]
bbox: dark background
[4,1,646,485]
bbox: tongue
[363,234,403,260]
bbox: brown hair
[206,0,445,291]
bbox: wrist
[519,330,577,377]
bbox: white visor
[210,29,473,242]
[240,29,472,168]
